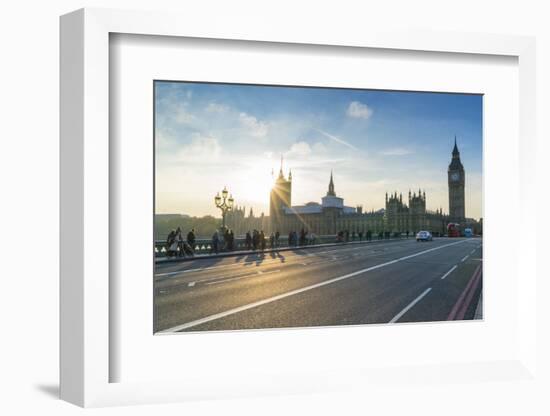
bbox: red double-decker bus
[447,223,461,237]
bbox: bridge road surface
[154,237,483,333]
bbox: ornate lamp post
[214,186,234,229]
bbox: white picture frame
[60,8,537,408]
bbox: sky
[155,81,483,220]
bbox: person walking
[211,230,220,254]
[245,231,252,251]
[260,230,266,251]
[165,229,177,257]
[253,229,259,250]
[270,232,275,249]
[175,227,185,257]
[186,228,196,254]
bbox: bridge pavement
[154,237,483,333]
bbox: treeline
[155,214,222,240]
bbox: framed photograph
[60,8,537,408]
[153,80,483,334]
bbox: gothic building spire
[327,170,336,196]
[452,135,460,158]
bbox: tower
[448,136,465,221]
[327,170,336,196]
[269,156,292,231]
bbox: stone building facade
[226,141,480,237]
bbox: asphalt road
[154,237,483,333]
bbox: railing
[154,232,406,257]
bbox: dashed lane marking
[389,288,432,323]
[440,265,458,280]
[461,255,469,262]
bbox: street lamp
[214,186,234,229]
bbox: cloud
[287,141,312,156]
[175,134,222,162]
[379,147,414,156]
[205,102,230,113]
[316,129,358,150]
[239,112,269,137]
[346,101,373,119]
[174,107,196,124]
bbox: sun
[232,160,275,208]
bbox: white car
[416,231,433,241]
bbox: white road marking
[389,287,432,323]
[470,249,476,254]
[440,265,458,280]
[461,255,469,262]
[159,240,468,333]
[188,282,195,287]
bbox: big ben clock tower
[448,137,465,221]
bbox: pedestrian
[165,229,177,257]
[260,230,266,251]
[252,229,259,250]
[270,232,275,249]
[223,228,230,251]
[175,227,185,257]
[275,231,280,247]
[245,231,252,251]
[186,228,196,254]
[228,229,235,251]
[210,230,220,254]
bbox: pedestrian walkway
[155,237,405,264]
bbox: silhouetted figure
[245,231,252,250]
[252,229,259,250]
[275,231,280,247]
[260,230,266,250]
[186,228,196,254]
[165,229,177,257]
[270,232,275,249]
[210,230,220,254]
[174,227,185,257]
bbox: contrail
[316,129,358,151]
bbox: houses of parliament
[226,140,481,236]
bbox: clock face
[450,172,460,182]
